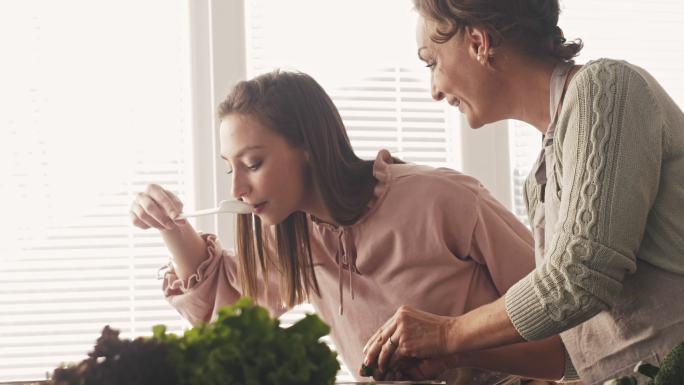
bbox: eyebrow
[220,145,264,161]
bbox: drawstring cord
[336,230,357,315]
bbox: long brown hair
[413,0,583,61]
[217,70,378,307]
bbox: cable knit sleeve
[505,59,664,340]
[162,233,289,326]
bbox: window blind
[508,0,684,224]
[245,0,459,380]
[0,1,193,381]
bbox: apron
[531,61,684,385]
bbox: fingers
[388,338,405,369]
[377,331,400,373]
[363,313,396,354]
[392,358,422,381]
[369,364,400,382]
[130,184,185,230]
[167,192,188,226]
[364,305,451,376]
[370,367,385,382]
[363,319,398,372]
[129,209,151,229]
[166,189,185,218]
[130,194,173,230]
[148,184,182,218]
[371,357,423,382]
[377,367,401,382]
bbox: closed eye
[247,161,262,171]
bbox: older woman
[363,1,684,384]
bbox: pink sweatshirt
[162,150,535,380]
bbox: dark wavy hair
[217,71,379,307]
[413,0,583,60]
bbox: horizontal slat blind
[331,69,457,166]
[509,0,684,224]
[0,1,193,381]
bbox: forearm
[445,335,565,381]
[447,296,524,353]
[161,224,209,280]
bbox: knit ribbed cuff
[558,347,580,383]
[504,273,560,341]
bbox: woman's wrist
[161,223,208,280]
[444,313,483,355]
[444,316,465,354]
[445,297,525,354]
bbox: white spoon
[178,199,254,218]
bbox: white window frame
[459,118,514,210]
[188,0,246,246]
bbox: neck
[496,53,561,135]
[303,187,339,227]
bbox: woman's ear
[465,26,492,65]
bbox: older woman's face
[415,16,501,129]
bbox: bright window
[0,1,193,381]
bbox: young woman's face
[219,114,311,225]
[415,16,502,128]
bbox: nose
[230,170,250,200]
[431,78,445,101]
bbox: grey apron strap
[533,61,575,201]
[531,61,575,265]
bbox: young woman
[363,1,684,384]
[130,70,565,384]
